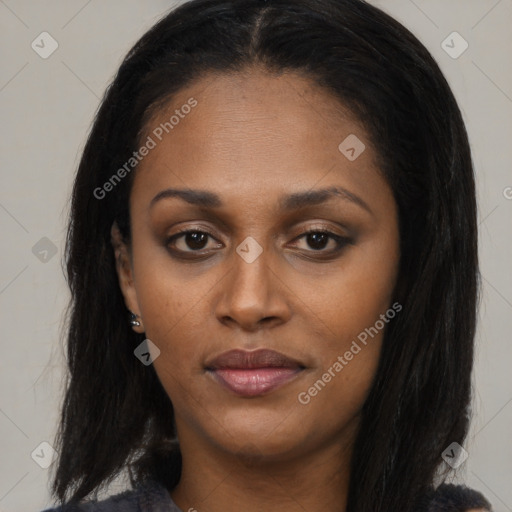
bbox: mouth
[205,348,305,398]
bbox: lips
[205,349,304,397]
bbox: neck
[170,424,356,512]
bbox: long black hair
[50,1,479,510]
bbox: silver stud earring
[129,312,141,327]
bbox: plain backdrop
[0,1,511,511]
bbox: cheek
[130,236,217,346]
[291,240,399,353]
[129,264,204,394]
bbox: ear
[111,221,145,333]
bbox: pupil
[308,233,327,250]
[187,232,207,250]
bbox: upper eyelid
[170,225,345,239]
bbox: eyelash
[165,227,351,259]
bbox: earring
[129,312,141,327]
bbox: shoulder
[418,483,493,512]
[39,479,179,512]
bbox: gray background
[0,1,511,511]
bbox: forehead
[131,67,391,215]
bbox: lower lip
[208,367,302,397]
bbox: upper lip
[205,349,304,370]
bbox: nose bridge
[230,234,273,303]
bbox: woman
[41,0,492,511]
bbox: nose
[214,238,291,331]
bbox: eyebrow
[149,185,373,215]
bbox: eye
[166,227,351,259]
[292,229,351,254]
[166,229,222,254]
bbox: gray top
[40,480,492,511]
[40,479,182,512]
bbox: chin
[209,407,308,459]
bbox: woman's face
[113,67,400,464]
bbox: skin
[112,65,400,512]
